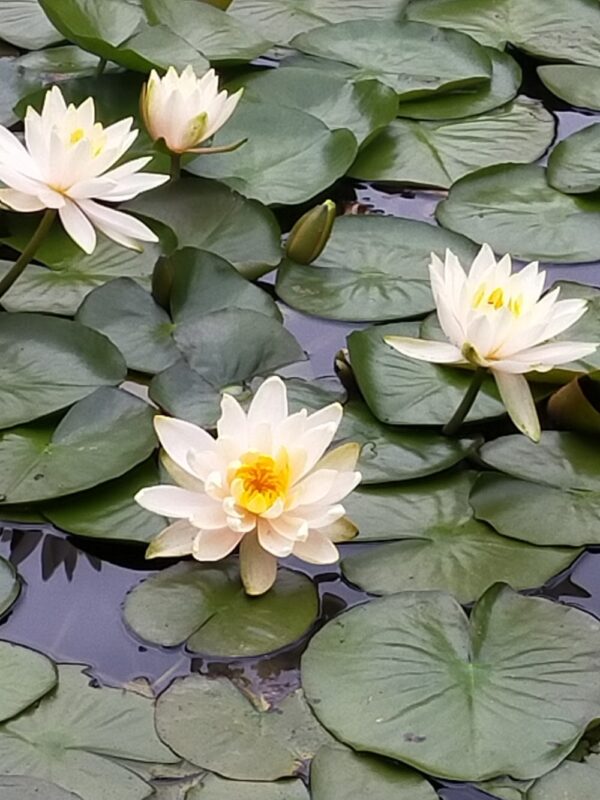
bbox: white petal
[91,172,169,202]
[0,189,45,212]
[269,515,309,542]
[315,442,361,473]
[58,200,96,254]
[493,370,541,442]
[257,521,294,557]
[248,376,288,428]
[217,393,247,445]
[76,199,158,248]
[501,341,598,371]
[146,519,198,559]
[190,503,229,530]
[134,485,210,518]
[154,415,216,477]
[240,532,277,596]
[161,452,204,492]
[315,470,362,507]
[192,527,244,561]
[318,517,358,543]
[290,469,339,507]
[384,336,463,364]
[292,530,339,565]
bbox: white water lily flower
[0,86,169,254]
[135,377,361,595]
[384,244,598,441]
[141,66,243,154]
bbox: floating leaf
[302,585,600,781]
[156,676,333,780]
[124,562,319,656]
[547,282,600,373]
[16,45,104,80]
[437,163,600,263]
[0,642,57,723]
[547,123,600,194]
[0,60,40,128]
[186,774,309,800]
[0,664,178,800]
[125,179,281,280]
[0,777,81,800]
[538,64,600,111]
[0,388,156,504]
[528,754,600,800]
[43,461,166,544]
[397,49,521,120]
[291,20,492,98]
[0,0,62,49]
[276,215,478,322]
[352,98,555,188]
[0,559,19,620]
[0,314,126,430]
[311,746,438,800]
[342,472,579,602]
[187,98,357,206]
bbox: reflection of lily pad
[123,561,319,657]
[156,675,333,780]
[0,558,20,619]
[0,642,57,723]
[342,472,579,602]
[302,585,600,781]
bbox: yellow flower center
[70,128,85,144]
[230,451,290,515]
[472,284,523,317]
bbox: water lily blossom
[135,377,361,595]
[384,244,598,441]
[141,66,244,155]
[0,85,169,254]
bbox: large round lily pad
[0,664,177,800]
[302,585,600,781]
[276,215,478,322]
[437,163,600,263]
[123,562,319,657]
[0,642,57,723]
[351,98,555,188]
[0,558,20,619]
[291,20,492,99]
[342,472,579,602]
[538,65,600,111]
[0,388,156,504]
[0,314,126,430]
[156,676,333,780]
[547,123,600,194]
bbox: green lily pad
[0,0,62,49]
[342,472,579,602]
[229,66,397,146]
[291,20,492,98]
[351,98,555,188]
[0,60,40,128]
[0,642,57,723]
[186,774,309,800]
[471,431,600,547]
[125,179,281,281]
[43,461,166,543]
[0,314,126,430]
[538,282,600,373]
[0,387,156,504]
[0,559,19,619]
[186,97,357,206]
[229,0,408,44]
[336,400,474,483]
[0,664,178,800]
[547,123,600,194]
[16,45,105,79]
[538,65,600,111]
[437,163,600,263]
[408,0,600,66]
[124,561,319,657]
[0,777,82,800]
[528,754,600,800]
[302,584,600,781]
[311,746,438,800]
[276,215,478,322]
[397,49,521,120]
[155,675,333,780]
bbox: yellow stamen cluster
[230,452,290,515]
[472,284,523,317]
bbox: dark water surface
[1,58,599,799]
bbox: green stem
[0,209,57,300]
[443,367,486,437]
[95,57,107,77]
[170,153,182,181]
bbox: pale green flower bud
[285,200,336,265]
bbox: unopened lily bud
[285,200,336,264]
[151,256,174,310]
[141,66,243,154]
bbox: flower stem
[0,209,57,300]
[95,57,107,77]
[443,367,486,437]
[170,153,182,181]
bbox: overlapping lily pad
[186,97,357,206]
[16,45,105,80]
[124,562,319,656]
[551,282,600,372]
[186,775,309,800]
[471,431,600,546]
[547,123,600,194]
[437,164,600,263]
[0,388,156,504]
[302,585,600,781]
[408,0,600,66]
[0,664,178,800]
[276,215,478,322]
[291,20,492,98]
[528,755,600,800]
[0,0,62,49]
[351,98,555,188]
[538,65,600,111]
[125,179,281,280]
[311,746,439,800]
[0,314,126,429]
[0,642,57,723]
[342,472,579,602]
[156,676,333,780]
[0,777,82,800]
[0,559,19,619]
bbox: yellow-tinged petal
[493,370,541,442]
[315,442,361,473]
[146,520,198,559]
[240,532,278,596]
